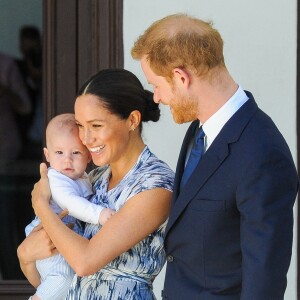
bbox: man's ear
[172,67,191,88]
[43,147,50,162]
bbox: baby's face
[44,131,91,180]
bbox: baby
[25,113,114,300]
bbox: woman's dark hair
[78,69,160,131]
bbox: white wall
[124,1,297,299]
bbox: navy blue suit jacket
[163,92,299,299]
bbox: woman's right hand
[17,224,56,287]
[17,224,56,288]
[17,208,70,263]
[17,225,57,263]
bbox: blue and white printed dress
[66,146,174,300]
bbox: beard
[170,90,198,124]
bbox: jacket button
[167,255,174,262]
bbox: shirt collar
[202,85,249,150]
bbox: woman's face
[74,94,131,167]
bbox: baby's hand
[99,208,115,225]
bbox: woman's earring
[131,127,135,132]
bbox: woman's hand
[17,209,72,285]
[18,224,57,263]
[17,225,56,288]
[31,163,51,216]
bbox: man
[0,51,32,279]
[132,14,299,299]
[16,25,43,147]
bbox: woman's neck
[107,139,145,190]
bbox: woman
[18,69,174,299]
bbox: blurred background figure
[0,26,42,280]
[16,25,43,157]
[0,50,32,279]
[0,1,43,282]
[0,51,31,167]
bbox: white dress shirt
[202,85,249,151]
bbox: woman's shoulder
[142,149,175,177]
[132,148,175,191]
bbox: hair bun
[142,89,160,122]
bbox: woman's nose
[81,129,93,146]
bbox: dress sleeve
[119,159,175,206]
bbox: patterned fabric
[66,146,174,300]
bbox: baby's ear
[43,147,50,162]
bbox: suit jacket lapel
[165,95,258,236]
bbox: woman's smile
[89,145,105,153]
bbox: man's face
[140,57,173,105]
[140,57,198,124]
[20,38,40,57]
